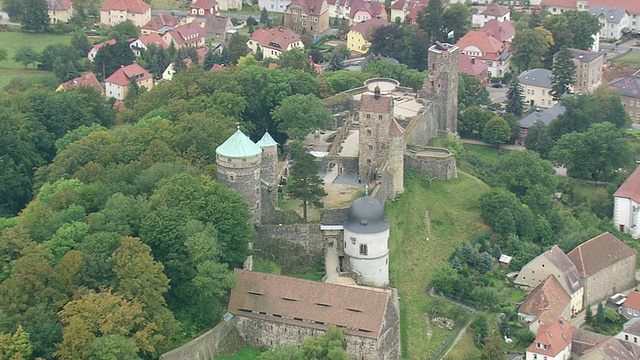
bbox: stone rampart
[254,223,324,273]
[404,146,457,180]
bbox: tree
[71,32,92,57]
[550,47,575,100]
[442,4,471,42]
[272,94,332,140]
[93,41,135,80]
[13,46,39,69]
[2,0,24,21]
[511,29,549,73]
[560,10,600,50]
[22,0,49,32]
[417,0,444,42]
[585,307,594,325]
[86,335,140,360]
[505,77,524,117]
[483,117,511,147]
[226,32,250,65]
[458,106,494,139]
[524,122,555,158]
[286,141,327,222]
[111,20,140,40]
[492,150,556,197]
[431,263,459,295]
[260,8,269,23]
[0,325,34,360]
[458,74,491,111]
[278,48,313,72]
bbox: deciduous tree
[272,94,332,140]
[13,46,39,69]
[483,117,511,147]
[524,122,555,158]
[511,29,548,72]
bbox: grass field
[386,171,491,359]
[614,51,640,67]
[465,143,513,159]
[0,32,73,88]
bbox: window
[378,115,383,120]
[359,244,368,255]
[367,130,372,135]
[367,159,371,164]
[368,145,373,150]
[350,237,356,245]
[542,90,545,95]
[626,334,629,340]
[366,114,371,119]
[293,9,298,13]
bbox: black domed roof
[343,195,390,234]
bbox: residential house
[571,328,611,357]
[455,30,510,78]
[216,0,241,11]
[480,19,515,43]
[617,318,640,347]
[517,68,556,109]
[621,291,640,320]
[590,6,630,40]
[525,318,574,360]
[348,0,387,25]
[519,103,566,145]
[588,0,640,34]
[518,275,572,333]
[187,0,220,23]
[567,232,637,308]
[514,245,584,316]
[582,334,640,359]
[56,73,103,94]
[162,22,206,49]
[105,63,154,100]
[87,39,117,62]
[389,0,426,24]
[141,14,181,35]
[458,53,489,85]
[247,26,304,59]
[403,2,425,25]
[284,0,330,36]
[259,0,292,13]
[347,18,389,54]
[614,166,640,237]
[228,269,401,360]
[569,48,604,94]
[472,3,510,28]
[609,70,640,123]
[210,64,225,71]
[202,14,233,44]
[47,0,73,23]
[129,33,169,56]
[100,0,151,27]
[541,0,577,15]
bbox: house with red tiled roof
[472,2,510,28]
[614,166,640,237]
[348,0,387,25]
[458,53,489,85]
[56,73,103,94]
[129,33,169,56]
[582,334,640,360]
[100,0,151,27]
[247,26,304,59]
[541,0,577,15]
[390,0,426,24]
[480,18,515,43]
[187,0,220,23]
[588,0,640,33]
[47,0,73,23]
[210,64,225,71]
[162,22,206,49]
[519,275,572,334]
[141,14,181,35]
[347,18,389,54]
[567,232,637,308]
[105,63,153,100]
[455,30,510,77]
[621,291,640,320]
[87,39,117,62]
[284,0,330,36]
[526,318,574,360]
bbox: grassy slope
[0,32,73,88]
[614,51,640,67]
[387,171,490,359]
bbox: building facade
[283,0,330,36]
[104,63,154,100]
[614,166,640,237]
[347,18,389,54]
[422,42,459,135]
[47,0,73,23]
[569,48,603,94]
[590,6,630,40]
[100,0,152,27]
[609,71,640,123]
[517,68,557,109]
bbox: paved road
[487,85,508,104]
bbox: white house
[87,39,117,62]
[246,26,303,59]
[589,6,630,41]
[259,0,292,13]
[129,33,168,56]
[525,318,574,360]
[614,166,640,238]
[472,3,510,28]
[105,63,154,100]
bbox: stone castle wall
[217,154,262,224]
[378,289,402,360]
[254,223,324,273]
[322,156,359,175]
[404,147,457,180]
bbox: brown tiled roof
[105,63,152,86]
[100,0,150,13]
[615,167,640,203]
[228,269,391,339]
[480,3,510,16]
[580,336,640,359]
[360,94,392,114]
[625,291,640,311]
[456,30,505,61]
[588,0,640,15]
[288,0,326,16]
[210,64,225,71]
[58,72,103,93]
[91,39,117,53]
[567,232,637,278]
[350,18,389,38]
[541,0,576,9]
[48,0,72,11]
[204,14,231,37]
[349,0,386,19]
[526,318,574,357]
[572,328,609,356]
[390,118,405,137]
[191,0,218,10]
[480,19,515,42]
[541,245,583,295]
[165,22,205,47]
[624,318,640,336]
[519,275,571,326]
[458,53,489,76]
[142,14,180,32]
[137,33,169,49]
[249,26,301,51]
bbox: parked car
[491,83,503,88]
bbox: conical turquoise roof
[256,131,278,148]
[216,129,262,158]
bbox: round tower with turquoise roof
[255,131,278,197]
[216,129,263,224]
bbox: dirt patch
[604,60,638,83]
[323,182,361,209]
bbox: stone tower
[358,86,393,181]
[422,42,459,135]
[343,194,390,287]
[388,119,405,195]
[256,131,278,196]
[216,129,263,224]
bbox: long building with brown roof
[100,0,151,27]
[519,275,572,333]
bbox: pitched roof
[580,336,640,359]
[520,103,566,128]
[58,72,103,93]
[228,269,392,339]
[456,30,505,61]
[609,74,640,99]
[90,39,117,54]
[567,232,637,278]
[519,275,571,326]
[589,6,629,24]
[615,166,640,203]
[48,0,72,11]
[349,0,386,19]
[249,26,301,51]
[142,14,180,33]
[526,318,574,357]
[350,18,389,38]
[203,14,231,36]
[587,0,640,15]
[458,53,489,77]
[570,48,604,63]
[518,68,553,88]
[571,328,610,356]
[360,93,392,114]
[256,131,278,148]
[215,129,263,158]
[100,0,150,13]
[541,0,577,9]
[390,118,405,137]
[480,2,510,16]
[105,63,152,86]
[136,33,169,49]
[287,0,326,16]
[624,318,640,336]
[166,22,205,47]
[624,291,640,311]
[191,0,218,10]
[480,19,515,42]
[210,64,225,71]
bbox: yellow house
[347,18,389,54]
[47,0,73,23]
[100,0,152,27]
[517,68,557,109]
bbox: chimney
[374,85,380,99]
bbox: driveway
[487,85,508,104]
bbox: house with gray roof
[609,71,640,123]
[518,103,566,144]
[589,6,630,40]
[517,68,557,109]
[569,48,604,94]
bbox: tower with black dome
[343,194,390,287]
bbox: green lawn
[465,143,512,159]
[387,171,490,359]
[614,51,640,67]
[0,32,73,88]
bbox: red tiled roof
[541,0,577,9]
[350,18,389,38]
[361,93,392,113]
[519,275,571,326]
[458,53,489,76]
[456,30,505,61]
[142,14,180,32]
[480,2,510,16]
[567,232,637,278]
[405,2,426,24]
[100,0,150,13]
[588,0,640,15]
[105,63,152,86]
[288,0,326,16]
[48,0,72,11]
[137,33,169,49]
[91,39,117,53]
[526,318,574,357]
[210,64,225,71]
[165,22,205,47]
[249,26,302,51]
[615,167,640,202]
[349,0,386,19]
[480,19,515,42]
[58,72,103,93]
[113,100,125,109]
[191,0,218,10]
[624,291,640,311]
[196,46,209,64]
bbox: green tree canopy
[458,74,491,111]
[550,47,575,100]
[483,117,511,147]
[272,94,332,140]
[524,122,555,158]
[505,77,524,117]
[511,28,549,73]
[286,141,327,222]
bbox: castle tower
[343,195,390,287]
[422,42,459,135]
[388,118,405,195]
[358,86,393,181]
[256,131,278,196]
[216,129,263,224]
